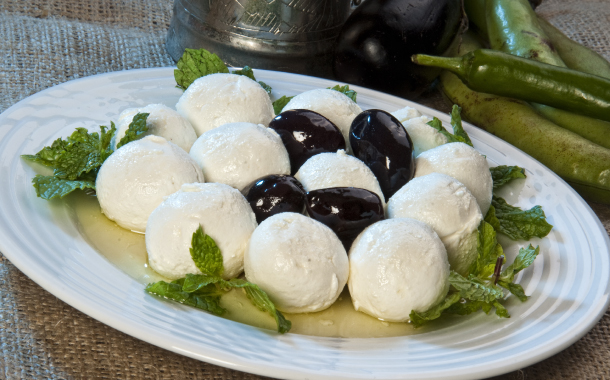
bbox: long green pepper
[412,49,610,122]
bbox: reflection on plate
[0,68,609,380]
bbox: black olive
[306,187,384,250]
[333,0,465,99]
[269,109,346,174]
[242,175,307,224]
[349,109,415,200]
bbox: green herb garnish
[145,226,291,333]
[22,113,149,199]
[328,84,357,102]
[426,105,473,147]
[490,165,526,189]
[174,48,229,90]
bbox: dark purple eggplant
[350,109,415,200]
[333,0,465,99]
[306,187,384,250]
[242,175,307,224]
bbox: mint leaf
[232,66,272,95]
[223,278,291,333]
[232,66,256,80]
[258,81,272,95]
[445,300,492,315]
[449,105,473,147]
[116,112,149,149]
[498,281,528,302]
[449,271,504,303]
[492,301,510,318]
[32,175,96,199]
[51,125,116,180]
[174,48,229,90]
[484,205,501,231]
[492,196,553,240]
[409,292,461,327]
[190,225,224,278]
[145,279,225,315]
[328,84,357,102]
[272,95,294,115]
[427,117,472,146]
[491,165,526,189]
[499,244,540,284]
[182,273,224,293]
[22,137,70,167]
[469,221,504,278]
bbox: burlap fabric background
[1,0,609,379]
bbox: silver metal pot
[166,0,352,78]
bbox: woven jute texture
[1,0,610,379]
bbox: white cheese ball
[244,212,348,313]
[112,104,198,152]
[415,142,493,216]
[96,136,204,232]
[401,116,449,157]
[348,218,450,322]
[295,150,385,205]
[146,183,257,280]
[176,73,274,136]
[281,89,361,152]
[390,106,422,123]
[189,122,290,191]
[387,173,482,276]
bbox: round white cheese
[415,142,493,215]
[348,218,450,322]
[189,122,290,191]
[146,182,257,280]
[112,103,197,152]
[294,150,385,205]
[176,73,274,136]
[387,173,482,275]
[96,136,204,232]
[244,212,349,313]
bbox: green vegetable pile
[21,113,149,200]
[412,0,610,204]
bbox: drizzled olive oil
[68,192,427,338]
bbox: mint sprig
[487,196,553,240]
[23,114,150,200]
[272,95,294,115]
[145,226,291,333]
[328,84,357,102]
[231,66,273,95]
[174,48,229,90]
[411,219,541,327]
[491,165,526,189]
[116,112,149,149]
[426,105,473,147]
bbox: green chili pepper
[439,33,610,204]
[484,0,610,150]
[412,49,610,122]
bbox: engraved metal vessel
[166,0,352,78]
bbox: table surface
[1,0,610,379]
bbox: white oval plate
[1,68,609,380]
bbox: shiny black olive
[306,187,384,250]
[242,175,307,224]
[350,109,415,200]
[269,109,346,174]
